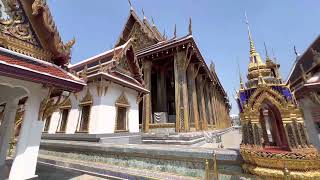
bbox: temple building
[44,6,231,136]
[44,40,148,134]
[236,16,320,179]
[0,0,85,179]
[287,36,320,149]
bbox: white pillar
[9,89,47,180]
[0,98,19,166]
[0,98,19,180]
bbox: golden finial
[294,45,299,56]
[142,8,146,20]
[237,60,245,89]
[188,17,192,35]
[210,61,215,72]
[244,12,256,56]
[128,0,133,11]
[173,24,177,38]
[151,16,155,27]
[264,42,270,60]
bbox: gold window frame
[56,98,71,133]
[114,92,130,132]
[76,89,93,133]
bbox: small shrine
[236,15,320,179]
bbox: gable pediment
[115,10,159,51]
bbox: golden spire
[244,12,265,73]
[245,12,256,56]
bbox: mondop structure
[236,18,320,179]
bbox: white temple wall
[96,82,139,134]
[47,111,60,133]
[46,81,140,134]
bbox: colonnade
[142,49,231,133]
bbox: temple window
[78,105,91,132]
[57,98,71,133]
[77,89,92,133]
[43,115,52,132]
[57,109,69,133]
[115,92,130,132]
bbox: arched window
[115,92,130,132]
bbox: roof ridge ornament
[294,45,299,57]
[188,17,192,35]
[151,16,155,27]
[173,24,177,38]
[264,42,270,61]
[128,0,133,11]
[142,8,146,20]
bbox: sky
[47,0,319,115]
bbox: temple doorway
[259,100,288,149]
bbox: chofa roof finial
[294,45,299,57]
[188,17,192,35]
[128,0,133,11]
[173,24,177,38]
[151,16,155,27]
[142,8,146,20]
[264,42,270,60]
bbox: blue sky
[48,0,319,114]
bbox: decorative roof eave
[87,72,149,93]
[0,47,85,92]
[19,0,75,65]
[0,62,84,92]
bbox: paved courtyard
[36,162,111,180]
[201,129,242,149]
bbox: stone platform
[41,132,141,144]
[141,128,234,145]
[39,139,245,179]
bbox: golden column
[187,64,201,130]
[205,83,214,128]
[174,50,191,132]
[142,60,152,132]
